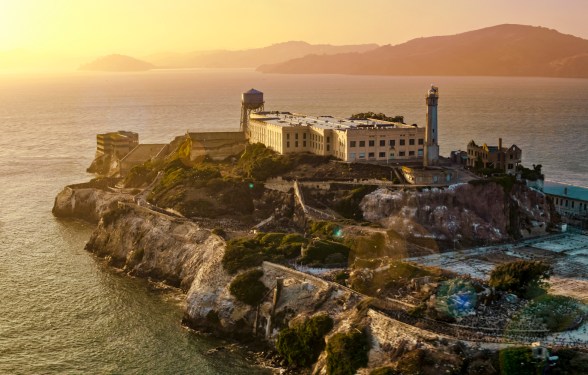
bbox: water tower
[240,89,264,136]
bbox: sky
[0,0,587,68]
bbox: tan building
[96,131,139,158]
[466,138,521,174]
[401,166,458,185]
[247,113,426,162]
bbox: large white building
[244,86,440,163]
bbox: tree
[489,260,551,298]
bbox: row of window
[555,197,588,210]
[349,149,424,159]
[350,139,423,148]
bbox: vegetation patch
[325,329,370,375]
[308,220,342,240]
[350,260,445,296]
[498,347,536,375]
[238,143,292,181]
[509,294,585,332]
[350,112,404,123]
[229,269,268,306]
[489,260,551,298]
[222,233,307,274]
[300,239,350,266]
[276,314,334,368]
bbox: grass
[510,294,585,332]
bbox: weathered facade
[186,131,247,161]
[466,138,522,174]
[96,131,139,158]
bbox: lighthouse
[424,85,440,167]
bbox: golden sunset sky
[1,0,586,69]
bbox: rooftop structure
[245,87,438,163]
[543,181,588,220]
[466,138,521,174]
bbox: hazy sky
[1,0,587,60]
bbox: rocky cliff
[52,184,133,223]
[360,181,555,248]
[85,204,360,343]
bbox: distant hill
[258,25,588,78]
[145,41,379,69]
[79,54,156,72]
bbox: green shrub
[222,238,265,274]
[238,143,292,181]
[510,294,585,332]
[498,347,536,375]
[229,269,268,306]
[326,329,370,375]
[276,314,334,368]
[308,221,342,240]
[489,260,551,298]
[300,239,350,265]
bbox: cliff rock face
[360,182,553,246]
[85,205,358,339]
[52,186,133,223]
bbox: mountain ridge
[257,24,588,78]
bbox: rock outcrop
[360,181,554,247]
[52,184,133,223]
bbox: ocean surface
[0,69,586,374]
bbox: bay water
[0,69,586,374]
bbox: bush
[326,329,370,375]
[238,143,292,181]
[229,269,268,306]
[222,238,266,274]
[489,260,552,298]
[334,186,377,220]
[510,294,585,332]
[300,239,350,265]
[308,220,342,240]
[498,347,536,375]
[276,314,334,368]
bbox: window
[389,140,395,147]
[379,152,386,158]
[409,139,415,146]
[359,141,365,147]
[295,133,298,139]
[380,140,385,147]
[399,139,405,146]
[295,141,298,147]
[286,141,290,148]
[359,152,365,159]
[369,140,375,147]
[399,151,405,156]
[409,151,415,156]
[418,149,423,156]
[350,153,356,160]
[508,164,513,170]
[350,141,356,147]
[418,138,424,145]
[327,145,330,151]
[303,141,306,147]
[303,133,307,139]
[368,152,375,158]
[287,134,290,140]
[389,152,394,159]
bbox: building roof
[251,112,418,131]
[543,181,588,202]
[120,144,167,163]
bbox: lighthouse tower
[424,85,440,167]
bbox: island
[79,54,156,72]
[53,88,588,374]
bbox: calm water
[0,70,587,374]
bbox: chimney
[499,138,503,151]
